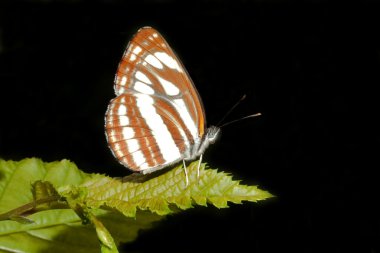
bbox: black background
[0,1,379,252]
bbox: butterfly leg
[182,159,189,187]
[197,154,203,180]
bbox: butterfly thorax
[184,125,220,161]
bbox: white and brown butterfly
[105,27,220,184]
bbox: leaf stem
[0,195,63,221]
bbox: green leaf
[0,158,88,214]
[0,158,273,252]
[64,161,273,217]
[0,158,162,253]
[0,209,162,253]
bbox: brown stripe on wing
[117,92,191,149]
[132,27,206,137]
[106,101,137,170]
[119,95,160,169]
[115,43,167,95]
[114,43,143,93]
[123,140,165,170]
[154,99,194,145]
[106,93,191,171]
[114,135,166,171]
[114,27,205,139]
[105,95,159,171]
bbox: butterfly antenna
[216,94,247,127]
[219,113,261,128]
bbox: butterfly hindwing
[106,93,190,171]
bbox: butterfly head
[205,125,220,144]
[193,125,220,159]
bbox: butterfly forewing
[105,27,206,173]
[114,27,205,137]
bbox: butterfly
[105,27,220,185]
